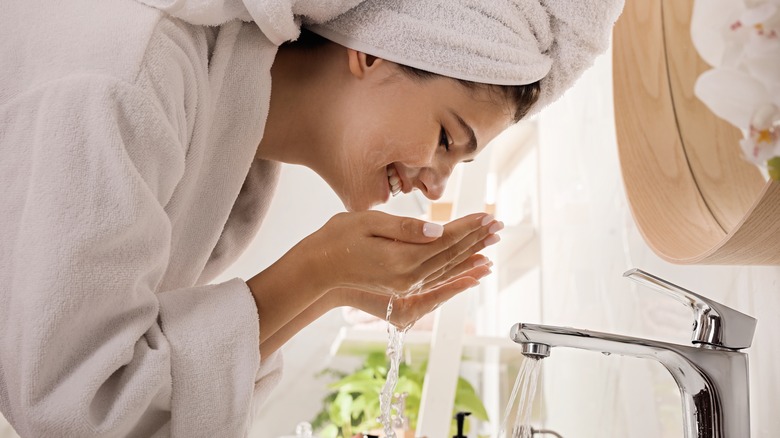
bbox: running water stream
[379,292,543,438]
[378,293,413,438]
[500,357,543,438]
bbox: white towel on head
[134,0,365,44]
[136,0,624,116]
[308,0,625,116]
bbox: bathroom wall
[535,43,780,437]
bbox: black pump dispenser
[453,411,471,438]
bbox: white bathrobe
[0,0,298,436]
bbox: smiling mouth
[387,165,402,196]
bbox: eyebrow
[450,110,478,159]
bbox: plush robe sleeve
[0,71,275,437]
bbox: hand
[250,210,500,356]
[298,211,502,296]
[333,254,493,329]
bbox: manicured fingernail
[473,257,490,267]
[484,234,501,246]
[488,221,504,234]
[481,214,495,226]
[423,222,444,237]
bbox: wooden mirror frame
[613,0,780,264]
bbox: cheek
[340,119,392,168]
[374,118,435,164]
[331,96,436,206]
[329,121,394,210]
[342,113,424,167]
[349,92,434,161]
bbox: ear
[346,48,384,79]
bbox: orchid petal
[691,0,745,66]
[694,68,769,128]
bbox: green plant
[312,351,489,438]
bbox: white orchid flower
[691,0,780,179]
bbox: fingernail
[423,222,444,237]
[484,234,501,247]
[481,214,495,226]
[473,257,490,267]
[488,221,504,234]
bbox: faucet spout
[510,323,751,438]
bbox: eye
[439,127,451,151]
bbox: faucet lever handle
[623,268,757,350]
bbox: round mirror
[613,0,780,264]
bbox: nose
[417,165,452,201]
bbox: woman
[0,0,622,436]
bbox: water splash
[379,294,406,438]
[499,357,543,438]
[379,283,425,437]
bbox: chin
[342,200,376,212]
[341,194,380,212]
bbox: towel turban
[137,0,624,116]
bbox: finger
[425,264,492,291]
[415,219,503,280]
[424,276,479,303]
[418,213,493,255]
[406,275,481,312]
[422,254,491,288]
[359,210,446,243]
[390,276,482,328]
[393,214,496,283]
[345,261,491,301]
[364,213,494,294]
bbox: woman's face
[319,53,513,212]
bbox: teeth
[387,166,402,196]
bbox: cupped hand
[299,211,502,296]
[334,259,493,330]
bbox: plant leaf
[768,156,780,180]
[330,391,353,427]
[365,350,388,369]
[454,377,490,421]
[319,424,339,438]
[328,368,375,387]
[310,408,331,431]
[351,395,367,418]
[394,376,422,398]
[334,380,383,395]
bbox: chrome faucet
[510,269,757,438]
